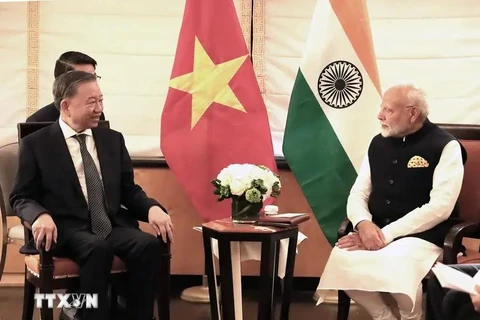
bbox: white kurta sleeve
[346,153,373,228]
[381,140,464,244]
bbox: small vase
[231,194,262,222]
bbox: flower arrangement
[211,164,281,221]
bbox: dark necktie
[74,134,112,238]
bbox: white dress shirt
[59,118,103,204]
[346,140,464,244]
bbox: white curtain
[0,2,28,143]
[1,0,479,157]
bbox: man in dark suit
[26,52,106,315]
[26,51,106,122]
[10,71,173,320]
[427,264,480,320]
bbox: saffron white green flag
[283,0,382,246]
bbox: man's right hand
[356,220,386,250]
[31,213,57,251]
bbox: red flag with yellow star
[161,0,277,222]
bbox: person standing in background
[26,51,106,122]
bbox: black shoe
[59,307,82,320]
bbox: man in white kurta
[316,84,466,320]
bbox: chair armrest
[19,221,54,272]
[19,220,37,255]
[443,221,480,264]
[155,236,171,256]
[38,246,54,268]
[19,220,57,256]
[338,218,353,241]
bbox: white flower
[213,163,281,201]
[260,168,278,199]
[217,167,233,187]
[229,179,246,196]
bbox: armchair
[15,121,171,320]
[0,142,25,282]
[334,123,480,320]
[439,124,480,264]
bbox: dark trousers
[55,226,161,320]
[427,264,480,320]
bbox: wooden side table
[202,218,300,320]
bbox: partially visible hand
[148,206,174,243]
[336,233,367,251]
[357,221,386,250]
[31,213,57,251]
[470,285,480,313]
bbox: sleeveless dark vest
[367,119,466,247]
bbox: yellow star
[169,37,249,128]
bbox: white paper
[268,213,305,218]
[431,262,480,295]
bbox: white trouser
[346,284,423,320]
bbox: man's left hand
[470,285,480,313]
[148,206,174,243]
[336,233,367,251]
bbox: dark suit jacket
[9,121,163,246]
[26,102,106,122]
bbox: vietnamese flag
[161,0,277,222]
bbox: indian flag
[282,0,382,246]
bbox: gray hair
[52,70,97,110]
[388,83,429,121]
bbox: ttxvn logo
[34,293,98,309]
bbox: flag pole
[180,254,212,303]
[312,289,356,305]
[180,226,216,303]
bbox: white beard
[380,125,393,137]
